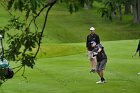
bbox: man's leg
[97,70,105,81]
[87,51,96,72]
[90,57,96,69]
[96,59,107,83]
[96,70,105,84]
[90,57,96,73]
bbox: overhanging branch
[34,1,57,58]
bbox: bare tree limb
[34,0,57,58]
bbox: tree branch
[34,1,57,58]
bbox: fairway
[1,1,140,93]
[1,40,140,93]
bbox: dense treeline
[2,0,140,23]
[60,0,140,23]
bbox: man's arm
[97,48,102,53]
[93,44,102,56]
[86,36,89,51]
[96,35,100,44]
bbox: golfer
[86,27,100,73]
[91,41,107,84]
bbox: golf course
[0,1,140,93]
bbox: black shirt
[86,33,100,51]
[136,40,140,56]
[93,44,107,62]
[136,40,140,52]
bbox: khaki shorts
[87,51,96,59]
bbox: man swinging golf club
[91,41,107,84]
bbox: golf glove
[93,52,98,56]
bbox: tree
[132,0,140,23]
[0,0,57,83]
[84,0,94,9]
[98,0,117,21]
[58,0,79,14]
[124,0,132,14]
[0,0,98,84]
[99,0,140,23]
[60,0,96,14]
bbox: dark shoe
[90,69,96,73]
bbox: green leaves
[7,0,14,10]
[21,54,35,69]
[0,15,40,69]
[99,0,134,21]
[0,1,56,84]
[1,0,56,69]
[98,0,118,20]
[7,0,44,19]
[6,34,22,61]
[5,27,41,68]
[8,17,25,30]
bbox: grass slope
[1,40,140,93]
[41,2,140,43]
[0,2,140,43]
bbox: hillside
[0,2,140,43]
[41,2,140,43]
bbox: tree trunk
[84,0,94,9]
[124,4,131,14]
[118,5,122,21]
[132,0,140,23]
[138,0,140,22]
[79,0,85,8]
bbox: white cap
[90,27,95,31]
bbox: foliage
[4,17,41,68]
[59,0,96,14]
[59,0,80,14]
[98,0,117,20]
[98,0,135,21]
[0,0,57,83]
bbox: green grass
[1,2,140,43]
[1,40,140,93]
[0,2,140,93]
[36,43,85,58]
[41,3,140,43]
